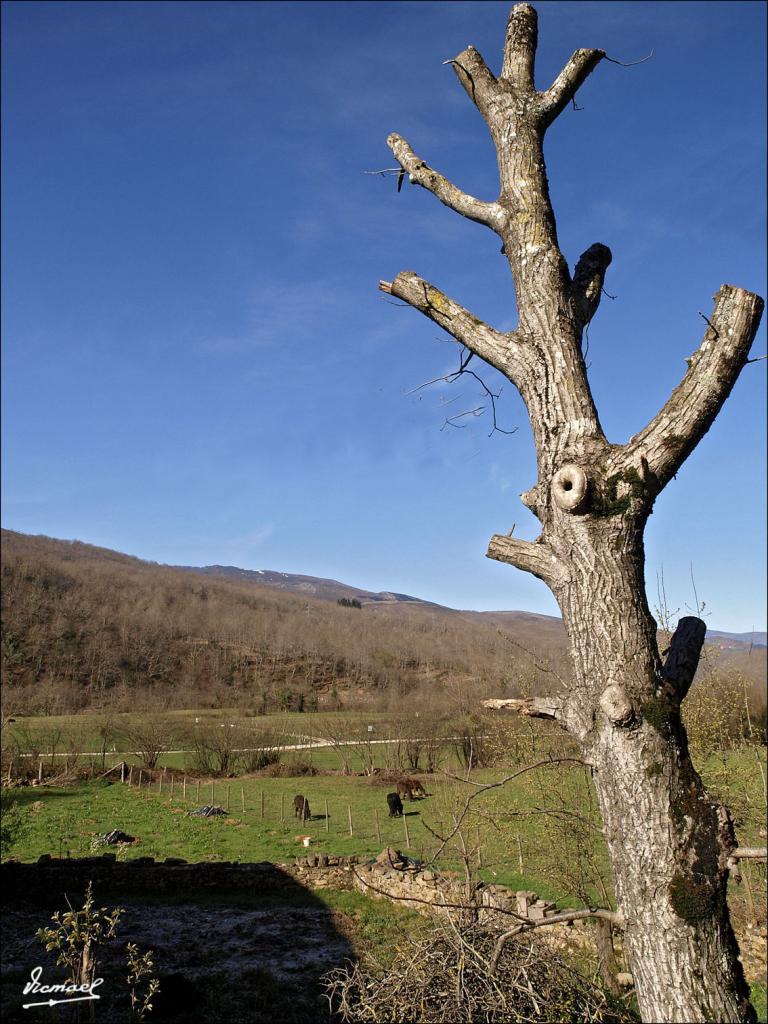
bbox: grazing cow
[387,792,404,818]
[397,778,426,801]
[293,795,311,821]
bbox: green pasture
[3,761,603,901]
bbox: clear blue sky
[2,1,766,632]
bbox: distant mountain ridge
[174,564,442,608]
[176,563,764,649]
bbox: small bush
[241,748,281,772]
[263,759,318,777]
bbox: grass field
[5,743,765,896]
[3,766,595,902]
[4,711,766,1008]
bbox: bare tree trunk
[380,5,763,1021]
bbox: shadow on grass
[4,786,84,808]
[1,862,355,1024]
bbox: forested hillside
[2,530,763,719]
[0,530,570,714]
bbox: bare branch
[501,3,538,89]
[730,847,767,860]
[603,50,654,68]
[387,134,502,230]
[662,616,706,703]
[442,407,485,429]
[503,804,605,834]
[495,630,569,689]
[487,533,567,588]
[620,285,764,489]
[489,907,624,974]
[407,347,517,437]
[448,46,501,120]
[539,48,605,126]
[429,756,584,863]
[483,696,563,721]
[382,271,519,379]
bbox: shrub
[263,759,318,777]
[242,747,281,772]
[324,923,636,1023]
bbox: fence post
[403,813,410,848]
[324,799,329,832]
[516,836,524,875]
[129,765,134,786]
[38,758,43,784]
[159,773,163,796]
[375,808,381,845]
[211,780,215,806]
[241,786,246,815]
[196,779,200,803]
[348,806,353,837]
[280,793,284,822]
[183,776,187,802]
[260,790,264,819]
[226,785,231,811]
[170,774,174,799]
[139,770,143,790]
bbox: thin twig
[407,345,516,436]
[364,167,402,177]
[698,310,720,338]
[603,50,654,67]
[427,756,584,863]
[495,630,569,689]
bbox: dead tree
[379,5,764,1022]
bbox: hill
[0,530,571,715]
[1,530,763,716]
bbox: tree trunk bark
[555,532,752,1021]
[381,4,764,1020]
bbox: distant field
[5,709,433,769]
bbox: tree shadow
[5,787,82,808]
[0,861,356,1023]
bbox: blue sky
[2,1,766,632]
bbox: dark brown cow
[387,792,404,818]
[397,778,426,801]
[293,794,311,821]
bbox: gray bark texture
[380,5,764,1022]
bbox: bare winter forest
[2,529,764,736]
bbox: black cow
[387,792,404,818]
[293,794,311,821]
